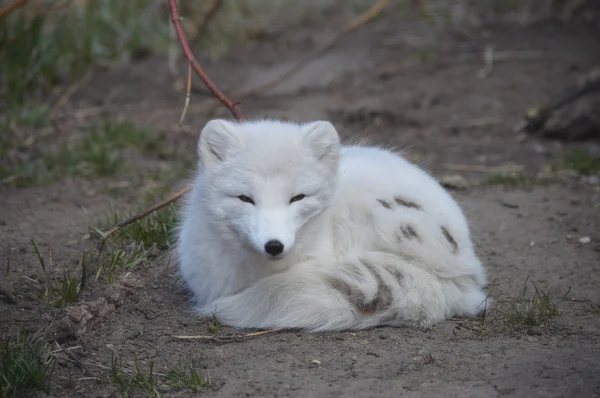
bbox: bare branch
[168,0,242,120]
[0,0,30,18]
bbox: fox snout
[248,211,296,259]
[264,240,285,256]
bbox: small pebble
[527,327,542,336]
[579,236,591,244]
[439,174,469,190]
[310,359,321,367]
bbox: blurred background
[1,1,599,189]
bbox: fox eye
[290,194,306,204]
[238,195,255,204]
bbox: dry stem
[173,328,284,343]
[0,0,30,18]
[178,62,192,126]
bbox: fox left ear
[198,119,242,168]
[302,121,340,167]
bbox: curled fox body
[177,119,489,332]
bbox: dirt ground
[1,4,600,397]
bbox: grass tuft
[0,331,54,397]
[108,203,179,251]
[208,313,223,335]
[502,278,570,328]
[563,149,600,176]
[1,118,159,187]
[1,0,169,108]
[93,202,178,283]
[110,354,158,398]
[163,360,210,390]
[109,355,209,397]
[30,239,86,306]
[486,172,533,187]
[95,243,149,285]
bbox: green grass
[486,172,533,187]
[110,355,159,398]
[93,202,178,283]
[163,361,210,391]
[0,103,49,131]
[30,239,86,307]
[0,331,54,397]
[51,270,84,307]
[587,304,600,315]
[58,119,158,177]
[105,203,179,251]
[208,313,223,335]
[563,149,600,176]
[1,0,170,108]
[109,355,208,397]
[1,118,159,187]
[501,278,570,329]
[95,243,149,285]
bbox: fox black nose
[264,240,284,256]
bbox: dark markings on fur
[394,197,422,210]
[394,224,421,243]
[382,265,404,287]
[441,226,459,253]
[377,199,392,209]
[344,261,367,282]
[400,225,420,241]
[326,261,393,315]
[359,259,393,313]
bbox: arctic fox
[177,118,489,332]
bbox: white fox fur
[177,118,489,332]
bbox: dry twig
[168,0,242,120]
[54,342,94,377]
[0,0,30,18]
[173,328,284,343]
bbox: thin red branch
[95,0,243,248]
[0,0,30,18]
[168,0,242,120]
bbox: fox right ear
[198,119,242,167]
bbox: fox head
[196,119,340,259]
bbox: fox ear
[198,119,242,167]
[302,121,340,167]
